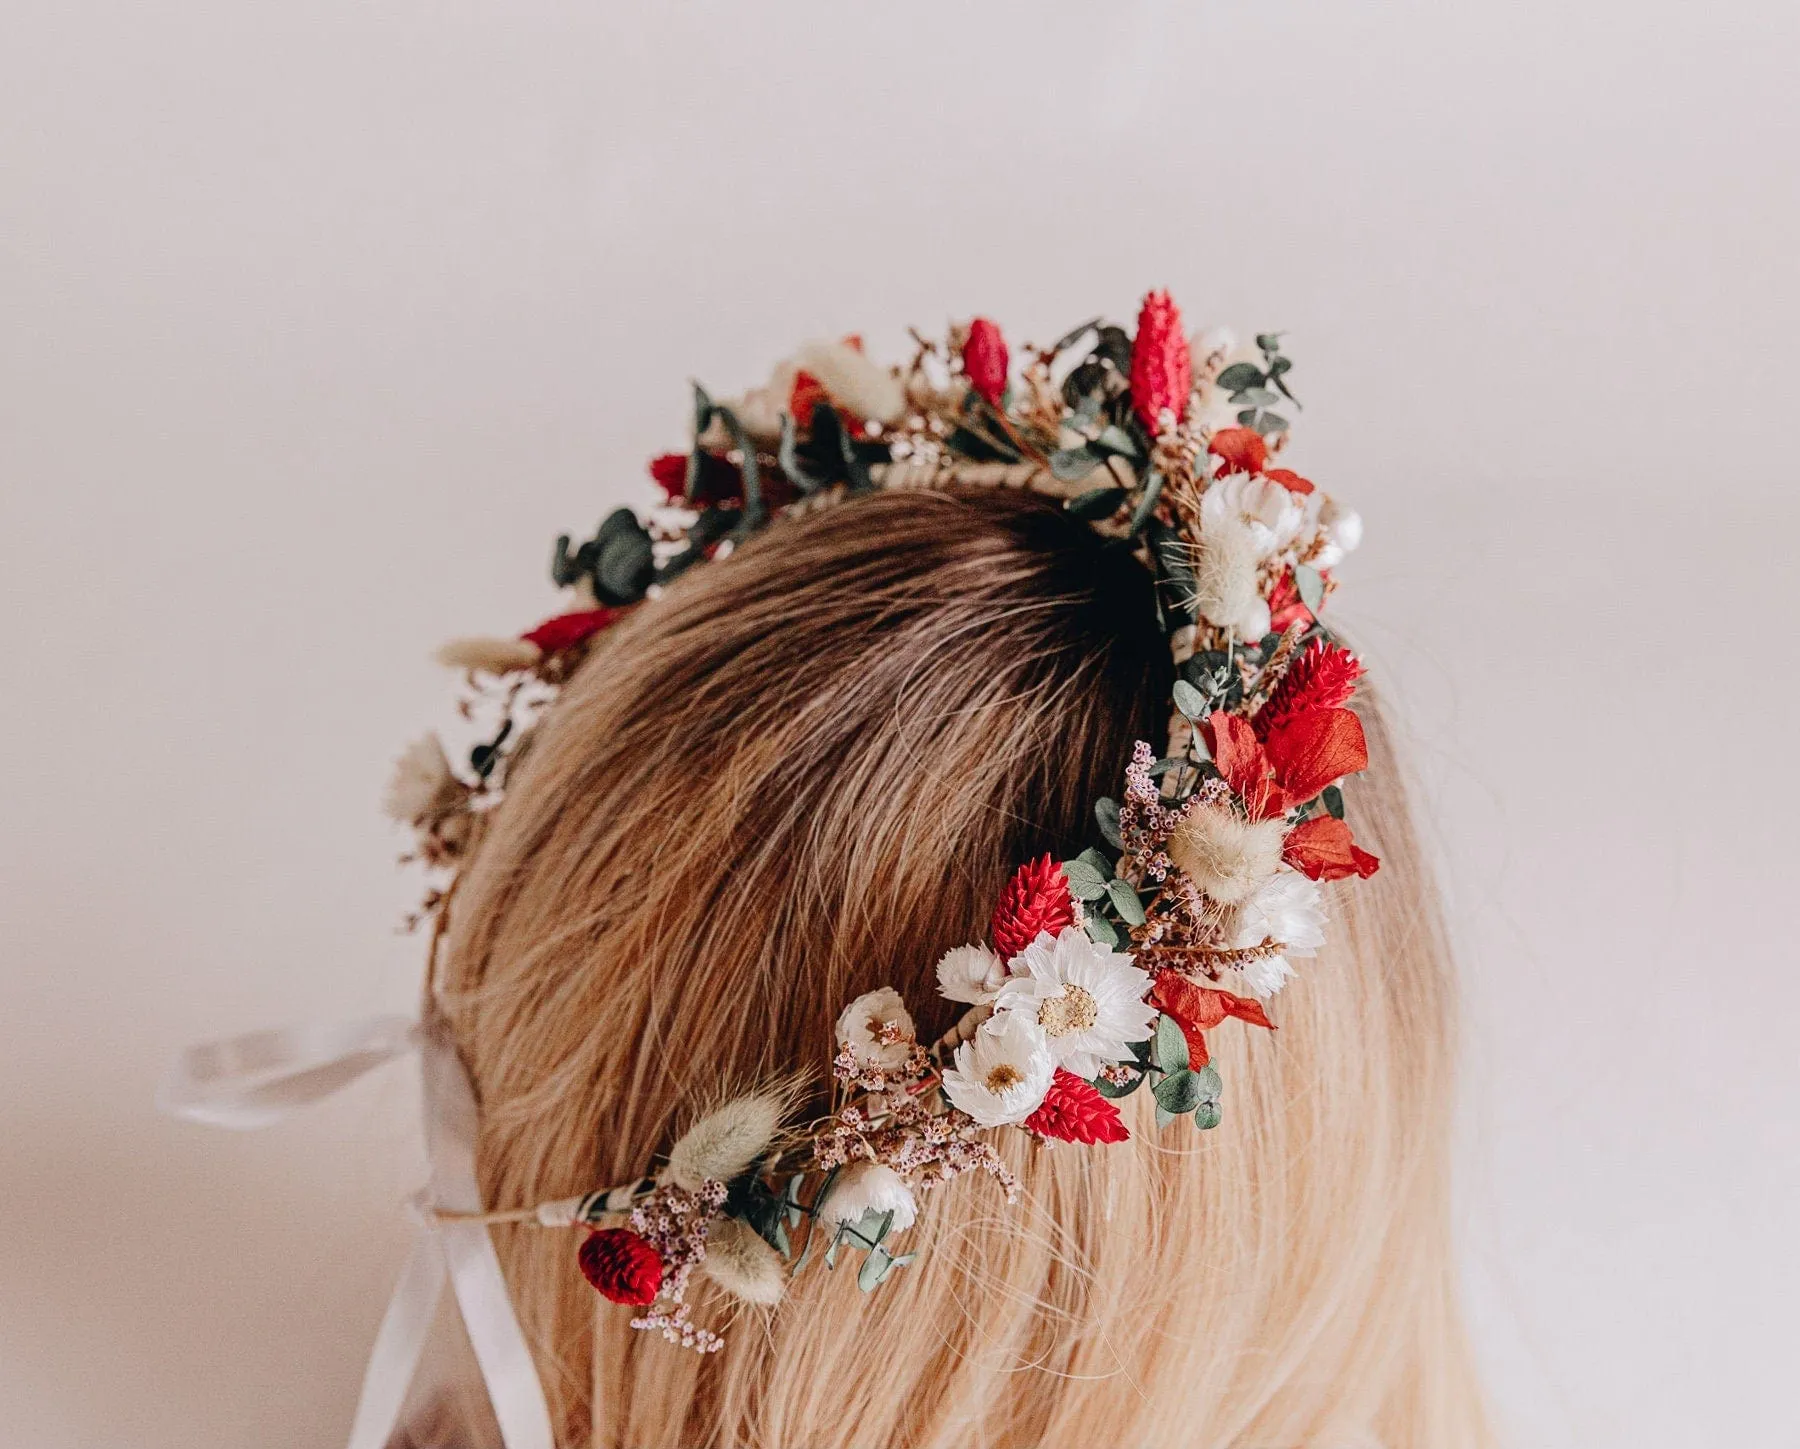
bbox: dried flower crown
[391,292,1377,1352]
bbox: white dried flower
[662,1090,787,1191]
[1231,870,1328,998]
[992,927,1156,1078]
[941,1010,1055,1128]
[1166,803,1287,906]
[433,635,542,676]
[1190,513,1270,643]
[935,944,1009,1005]
[1204,472,1305,559]
[701,1216,786,1305]
[383,734,463,825]
[726,357,802,443]
[1304,494,1364,571]
[793,340,907,425]
[819,1161,917,1233]
[834,987,916,1071]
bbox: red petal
[1129,291,1192,433]
[1207,427,1267,477]
[1255,641,1364,739]
[1262,466,1315,495]
[1202,711,1289,820]
[520,608,618,653]
[1262,707,1369,804]
[1150,976,1275,1070]
[1283,815,1381,881]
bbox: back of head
[435,488,1488,1448]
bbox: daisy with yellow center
[993,927,1156,1079]
[940,1010,1055,1128]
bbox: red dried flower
[1261,466,1315,495]
[1148,974,1275,1069]
[1129,290,1191,433]
[962,318,1009,406]
[648,451,747,507]
[1262,707,1368,806]
[1255,641,1365,738]
[578,1227,663,1306]
[1024,1069,1129,1144]
[991,854,1076,961]
[520,608,619,655]
[1283,815,1381,881]
[1266,570,1316,635]
[1207,426,1268,476]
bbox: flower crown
[388,292,1376,1352]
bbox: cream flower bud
[1166,803,1287,906]
[834,987,917,1070]
[819,1161,918,1233]
[935,944,1009,1005]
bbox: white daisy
[1231,870,1328,999]
[818,1161,917,1233]
[935,943,1009,1005]
[992,927,1157,1078]
[834,987,916,1071]
[941,1010,1055,1127]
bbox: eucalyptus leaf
[1193,1099,1223,1130]
[1322,784,1345,820]
[1049,444,1104,481]
[1215,362,1266,393]
[1294,564,1324,612]
[1066,486,1127,521]
[858,1245,893,1292]
[1085,913,1121,948]
[1193,1064,1224,1101]
[1061,858,1109,901]
[1091,1066,1146,1100]
[1155,1104,1180,1131]
[1076,846,1115,880]
[1128,469,1164,536]
[1105,877,1147,926]
[1093,424,1143,460]
[1229,386,1281,408]
[1255,332,1285,355]
[1253,410,1290,436]
[1049,316,1102,355]
[1095,797,1123,849]
[1152,1013,1190,1074]
[691,382,715,435]
[1171,679,1206,721]
[778,411,826,494]
[1153,1067,1204,1116]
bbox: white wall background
[3,3,1796,1446]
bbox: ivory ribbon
[160,1015,557,1449]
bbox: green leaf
[1255,332,1285,355]
[858,1245,893,1292]
[1128,469,1164,536]
[1193,1099,1223,1130]
[1266,355,1293,376]
[772,1216,790,1258]
[1155,1104,1180,1130]
[1153,1067,1203,1115]
[691,382,716,435]
[1049,444,1103,481]
[1252,410,1290,437]
[1171,679,1206,721]
[1322,784,1345,820]
[1066,486,1127,521]
[1152,1013,1190,1074]
[1077,846,1115,880]
[1061,857,1109,901]
[1105,877,1147,926]
[1095,797,1123,849]
[1048,316,1101,355]
[1229,386,1281,408]
[846,1209,895,1249]
[1093,424,1143,460]
[1085,912,1121,948]
[1215,362,1266,393]
[1193,1064,1223,1101]
[1091,1066,1146,1099]
[1294,564,1324,612]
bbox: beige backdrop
[3,3,1796,1447]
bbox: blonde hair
[431,488,1491,1448]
